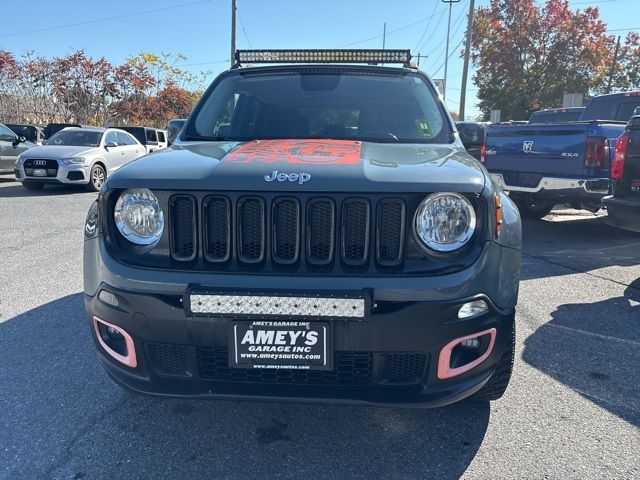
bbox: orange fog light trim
[494,194,503,236]
[437,328,496,380]
[93,316,138,368]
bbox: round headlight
[414,193,476,252]
[114,188,164,245]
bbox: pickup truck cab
[83,49,521,408]
[485,92,640,218]
[603,113,640,232]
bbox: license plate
[230,320,332,370]
[33,168,46,176]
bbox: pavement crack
[522,251,639,292]
[37,395,129,480]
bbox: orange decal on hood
[225,139,361,165]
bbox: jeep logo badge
[523,141,534,153]
[264,170,311,185]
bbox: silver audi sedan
[14,126,146,191]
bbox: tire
[515,198,554,220]
[473,324,515,402]
[22,182,45,191]
[88,164,106,192]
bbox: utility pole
[606,36,621,94]
[441,0,461,102]
[459,0,475,120]
[230,0,237,65]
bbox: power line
[606,27,640,32]
[338,8,447,48]
[237,9,252,49]
[431,37,465,77]
[423,2,468,73]
[413,1,441,52]
[0,0,211,39]
[416,7,449,54]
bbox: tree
[470,0,639,119]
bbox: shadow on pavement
[522,279,640,427]
[520,216,640,281]
[1,294,490,480]
[0,184,91,198]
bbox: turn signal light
[494,193,503,236]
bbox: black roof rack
[234,49,413,68]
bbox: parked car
[528,107,585,124]
[603,112,640,232]
[83,49,522,408]
[14,127,145,191]
[167,118,186,145]
[484,91,640,219]
[115,126,167,153]
[44,123,83,139]
[456,121,487,161]
[0,123,36,174]
[5,124,45,145]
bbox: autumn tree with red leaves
[471,0,640,120]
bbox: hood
[21,145,97,159]
[106,139,486,193]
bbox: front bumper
[86,285,515,407]
[603,195,640,233]
[491,173,610,197]
[15,161,90,185]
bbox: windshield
[529,110,583,124]
[187,70,452,144]
[46,130,102,147]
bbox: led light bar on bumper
[235,49,412,66]
[188,292,367,318]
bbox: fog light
[458,299,488,319]
[93,317,137,368]
[461,338,480,348]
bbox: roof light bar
[235,49,412,67]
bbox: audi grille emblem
[33,160,47,166]
[523,141,534,154]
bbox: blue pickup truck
[484,92,640,218]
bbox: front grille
[203,196,231,262]
[272,198,300,263]
[307,198,335,265]
[237,197,265,263]
[147,344,190,376]
[169,196,197,261]
[198,348,373,385]
[376,199,406,266]
[23,158,58,177]
[341,199,370,265]
[381,353,426,384]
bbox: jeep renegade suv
[83,50,521,407]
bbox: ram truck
[484,92,640,218]
[83,49,521,408]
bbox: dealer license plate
[33,168,46,176]
[230,320,332,370]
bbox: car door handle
[121,151,125,155]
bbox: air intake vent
[307,198,335,265]
[237,197,265,263]
[203,196,231,263]
[376,199,406,266]
[341,198,370,266]
[272,198,300,264]
[169,195,196,261]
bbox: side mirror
[12,136,26,147]
[104,141,118,149]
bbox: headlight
[414,193,476,252]
[61,157,86,165]
[114,188,164,245]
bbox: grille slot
[381,353,426,385]
[307,198,335,265]
[341,198,371,266]
[170,196,197,261]
[198,348,372,385]
[148,344,190,376]
[237,197,265,263]
[376,199,406,266]
[203,196,231,263]
[272,197,300,264]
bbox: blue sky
[0,0,637,119]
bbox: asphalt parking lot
[1,175,638,480]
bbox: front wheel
[473,325,515,402]
[88,164,106,192]
[515,198,554,220]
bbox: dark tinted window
[145,129,158,143]
[583,95,640,121]
[6,125,37,142]
[47,130,102,147]
[529,110,583,123]
[188,70,451,144]
[617,100,640,122]
[157,131,166,143]
[116,131,136,145]
[0,124,16,142]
